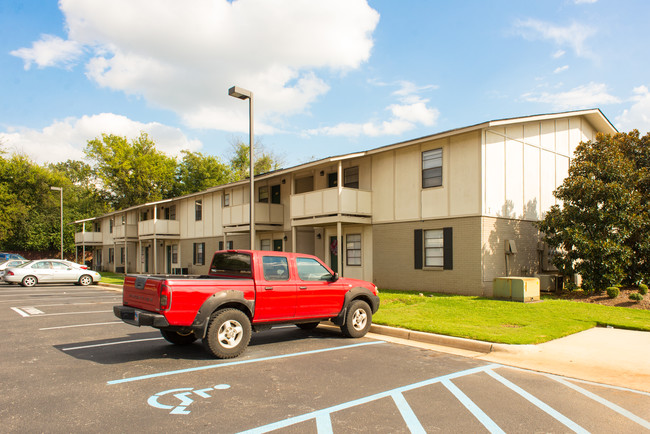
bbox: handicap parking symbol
[147,384,231,415]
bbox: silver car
[3,260,101,287]
[0,259,29,280]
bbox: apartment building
[74,109,616,296]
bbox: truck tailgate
[123,275,163,312]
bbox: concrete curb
[98,282,123,292]
[370,324,495,354]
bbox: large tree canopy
[229,140,283,181]
[175,150,232,196]
[537,130,650,290]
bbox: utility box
[493,277,540,302]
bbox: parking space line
[486,370,588,433]
[391,392,426,434]
[315,414,333,434]
[0,295,120,304]
[548,375,650,430]
[40,321,123,330]
[26,310,113,317]
[10,307,29,317]
[441,378,505,434]
[62,337,165,351]
[107,341,387,385]
[238,364,501,434]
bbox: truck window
[296,257,333,281]
[262,256,289,281]
[209,252,252,277]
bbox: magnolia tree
[537,131,650,290]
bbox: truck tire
[203,309,251,359]
[161,329,197,345]
[340,300,372,338]
[296,322,319,330]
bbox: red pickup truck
[114,250,380,358]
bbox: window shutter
[443,227,453,270]
[414,229,423,269]
[193,243,197,264]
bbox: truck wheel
[203,309,251,359]
[161,329,197,345]
[22,275,37,287]
[340,300,372,338]
[296,322,320,330]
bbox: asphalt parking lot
[2,283,649,433]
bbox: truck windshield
[209,252,252,277]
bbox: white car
[3,260,101,287]
[0,259,29,280]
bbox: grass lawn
[99,271,125,286]
[373,290,650,345]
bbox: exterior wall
[372,217,483,295]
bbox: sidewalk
[369,324,650,393]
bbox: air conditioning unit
[537,241,558,272]
[535,274,561,292]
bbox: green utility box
[493,277,540,302]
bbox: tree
[85,132,177,209]
[229,139,283,181]
[537,131,650,290]
[176,150,232,195]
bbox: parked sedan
[0,259,29,280]
[3,260,101,287]
[0,252,26,261]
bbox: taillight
[159,284,171,311]
[7,271,13,276]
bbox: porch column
[138,241,142,273]
[337,221,342,277]
[291,226,297,253]
[153,207,157,274]
[82,222,86,267]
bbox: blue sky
[1,0,649,168]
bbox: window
[258,186,269,203]
[346,234,362,266]
[195,200,202,221]
[109,219,113,233]
[260,239,271,251]
[120,247,125,264]
[424,230,443,267]
[219,241,234,250]
[193,242,205,265]
[164,206,176,220]
[94,222,101,232]
[121,215,125,224]
[344,166,359,188]
[262,256,289,281]
[422,148,442,188]
[271,185,281,204]
[108,248,114,264]
[223,193,230,207]
[414,228,453,270]
[171,245,178,263]
[297,257,333,281]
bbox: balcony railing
[223,203,284,227]
[138,219,180,237]
[74,232,103,244]
[114,224,138,239]
[290,188,372,219]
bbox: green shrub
[629,293,643,301]
[639,284,648,295]
[606,286,620,299]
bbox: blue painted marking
[549,375,650,430]
[391,392,425,434]
[237,364,502,434]
[315,413,333,434]
[486,370,588,433]
[441,378,505,434]
[108,341,386,385]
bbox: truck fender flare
[191,290,254,339]
[331,287,380,326]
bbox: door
[273,239,283,252]
[50,261,78,282]
[295,257,345,318]
[271,185,281,204]
[166,245,172,274]
[329,236,338,273]
[144,247,149,273]
[253,255,296,322]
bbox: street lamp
[50,186,63,259]
[228,85,255,250]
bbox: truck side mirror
[330,272,339,282]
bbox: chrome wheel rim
[352,308,367,331]
[24,276,36,287]
[217,320,243,348]
[80,276,91,285]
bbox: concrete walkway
[369,324,650,393]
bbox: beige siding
[371,152,395,222]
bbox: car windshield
[16,261,35,268]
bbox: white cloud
[574,0,597,4]
[552,50,566,59]
[305,80,439,138]
[553,65,569,74]
[0,113,202,165]
[514,19,596,58]
[10,34,83,70]
[616,86,650,134]
[11,0,380,133]
[522,82,620,110]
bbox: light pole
[228,85,255,250]
[50,186,63,259]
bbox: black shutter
[193,243,197,264]
[414,229,423,269]
[443,227,453,270]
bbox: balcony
[74,232,103,245]
[223,203,284,229]
[114,224,138,240]
[290,188,372,224]
[138,219,180,238]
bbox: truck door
[253,255,296,322]
[295,257,345,318]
